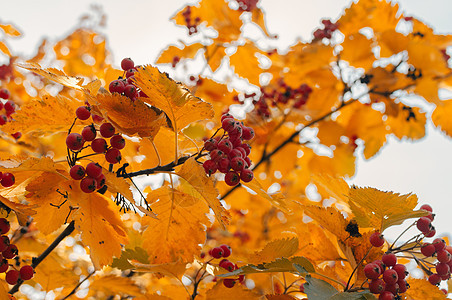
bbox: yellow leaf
[340,34,375,70]
[248,237,298,264]
[156,43,204,64]
[134,65,214,133]
[317,121,346,147]
[206,43,226,72]
[432,99,452,138]
[311,174,350,209]
[266,295,298,300]
[242,179,287,211]
[230,42,265,86]
[69,183,128,269]
[19,63,84,89]
[385,105,426,140]
[135,295,173,300]
[88,274,142,297]
[408,41,449,77]
[414,77,441,105]
[0,24,21,36]
[176,157,229,228]
[347,186,427,231]
[251,8,274,38]
[302,205,350,242]
[88,92,165,138]
[141,187,209,264]
[378,30,409,57]
[206,282,261,300]
[33,253,80,291]
[404,279,447,299]
[2,94,84,136]
[0,41,11,56]
[130,261,187,279]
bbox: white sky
[2,0,451,240]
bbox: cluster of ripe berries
[0,218,34,285]
[207,245,244,288]
[66,106,126,193]
[108,58,147,101]
[236,0,258,11]
[313,19,339,40]
[0,88,21,140]
[202,114,255,186]
[415,204,436,237]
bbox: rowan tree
[0,0,450,299]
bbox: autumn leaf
[242,178,287,211]
[347,186,427,231]
[87,92,165,138]
[88,274,143,297]
[311,174,350,210]
[432,99,452,138]
[404,279,447,299]
[340,34,375,70]
[0,24,21,36]
[134,65,214,133]
[301,205,350,242]
[176,157,229,228]
[229,42,266,86]
[206,282,261,300]
[0,41,11,56]
[385,105,426,140]
[141,186,209,264]
[112,247,149,270]
[19,62,85,89]
[247,237,299,264]
[156,43,204,65]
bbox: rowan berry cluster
[313,19,339,40]
[0,218,34,285]
[207,245,244,288]
[416,204,436,237]
[181,6,201,35]
[0,88,21,140]
[202,113,254,186]
[108,58,147,101]
[236,0,259,11]
[67,106,126,193]
[253,81,312,118]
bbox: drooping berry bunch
[250,81,313,118]
[415,204,436,237]
[181,6,201,35]
[235,0,259,11]
[202,113,255,186]
[0,88,21,140]
[313,19,339,40]
[67,106,126,193]
[207,245,244,288]
[108,58,147,101]
[0,218,34,285]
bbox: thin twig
[60,270,95,300]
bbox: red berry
[66,133,84,151]
[384,282,399,295]
[0,259,8,273]
[3,244,18,259]
[222,119,236,132]
[240,144,251,156]
[81,125,97,141]
[364,263,381,280]
[95,173,106,189]
[441,288,448,295]
[19,265,34,280]
[0,219,9,235]
[80,177,96,193]
[5,269,19,285]
[4,101,14,115]
[223,278,236,288]
[121,58,135,71]
[370,232,385,247]
[241,126,255,140]
[126,69,136,78]
[110,135,126,150]
[105,148,121,164]
[210,149,224,161]
[220,244,232,258]
[218,139,233,154]
[225,171,240,186]
[203,160,217,176]
[230,136,242,148]
[204,138,218,151]
[235,147,246,158]
[1,173,14,187]
[397,279,408,293]
[244,157,252,168]
[210,247,223,259]
[86,162,102,179]
[436,262,450,276]
[433,238,446,252]
[91,138,108,153]
[99,123,115,138]
[425,228,436,237]
[92,114,104,124]
[373,260,386,272]
[230,157,245,172]
[369,278,385,294]
[221,114,233,122]
[392,264,407,279]
[76,106,91,120]
[240,169,254,183]
[219,259,235,271]
[69,165,86,180]
[11,132,21,140]
[378,291,394,300]
[217,158,230,173]
[0,235,10,252]
[109,79,126,94]
[0,115,6,125]
[437,249,452,263]
[420,204,433,212]
[0,89,10,99]
[124,84,138,99]
[228,149,242,160]
[382,253,397,267]
[416,217,432,233]
[428,273,441,285]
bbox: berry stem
[344,246,373,291]
[9,220,75,295]
[389,221,416,250]
[60,270,95,300]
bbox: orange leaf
[176,157,229,228]
[302,205,350,242]
[247,236,299,264]
[156,43,204,64]
[0,24,21,36]
[141,187,209,264]
[404,279,447,299]
[432,99,452,138]
[19,63,84,90]
[0,41,11,56]
[340,34,375,69]
[206,282,261,300]
[229,42,266,86]
[88,274,142,297]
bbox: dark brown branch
[9,221,75,295]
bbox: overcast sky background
[1,0,451,242]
